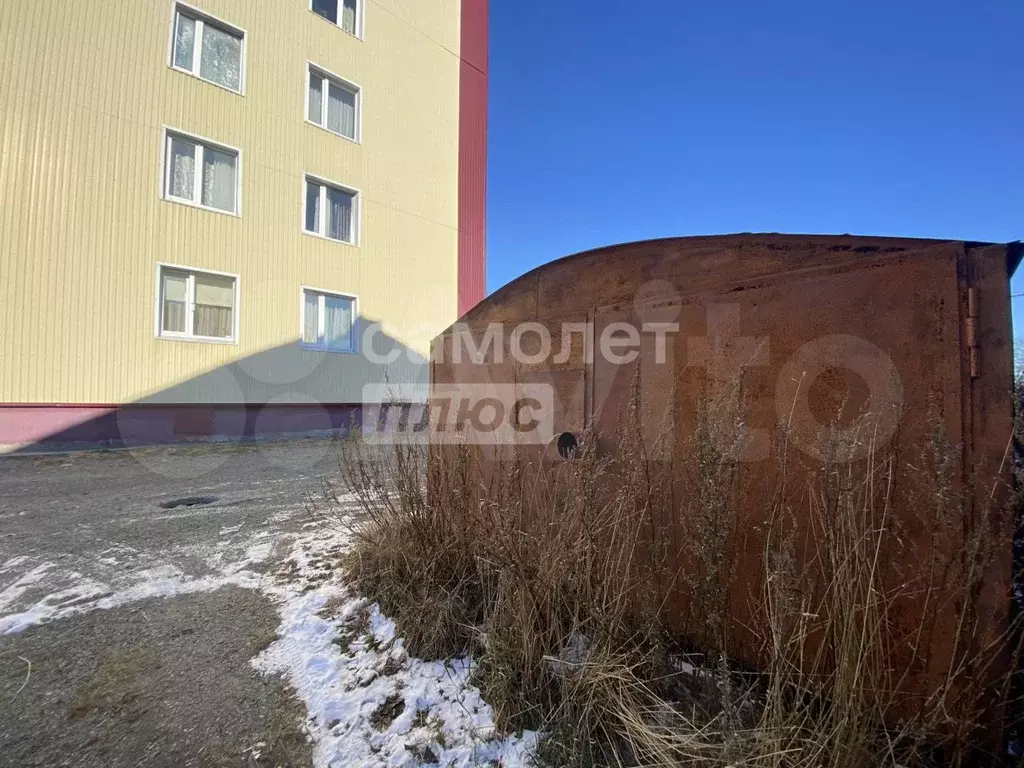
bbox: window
[307,66,360,141]
[302,288,356,352]
[158,266,237,342]
[164,130,239,214]
[171,4,245,93]
[304,177,358,244]
[311,0,360,36]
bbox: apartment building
[0,0,488,449]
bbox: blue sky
[487,0,1023,334]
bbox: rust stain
[430,233,1018,729]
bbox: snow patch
[268,506,304,525]
[0,561,54,612]
[0,563,261,635]
[0,493,542,765]
[1,555,30,571]
[246,540,273,562]
[253,508,539,767]
[255,589,538,768]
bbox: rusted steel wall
[429,234,1019,718]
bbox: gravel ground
[0,438,347,767]
[0,588,309,767]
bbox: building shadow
[0,317,427,454]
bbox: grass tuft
[329,379,1021,767]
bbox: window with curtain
[304,177,357,244]
[172,6,244,93]
[303,292,320,345]
[162,271,189,334]
[311,0,337,23]
[307,67,359,141]
[160,266,237,342]
[165,131,239,214]
[194,273,235,338]
[302,289,355,352]
[341,0,358,35]
[311,0,360,36]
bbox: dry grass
[331,381,1021,767]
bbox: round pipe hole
[556,432,579,460]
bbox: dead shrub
[330,379,1021,767]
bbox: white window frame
[155,263,240,344]
[309,0,364,40]
[300,287,359,354]
[302,174,360,245]
[161,126,242,216]
[168,1,247,95]
[305,62,362,143]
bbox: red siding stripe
[458,0,488,316]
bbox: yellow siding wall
[0,0,461,404]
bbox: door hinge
[966,286,979,379]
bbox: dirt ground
[0,587,309,767]
[0,439,344,767]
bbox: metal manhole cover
[159,495,218,510]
